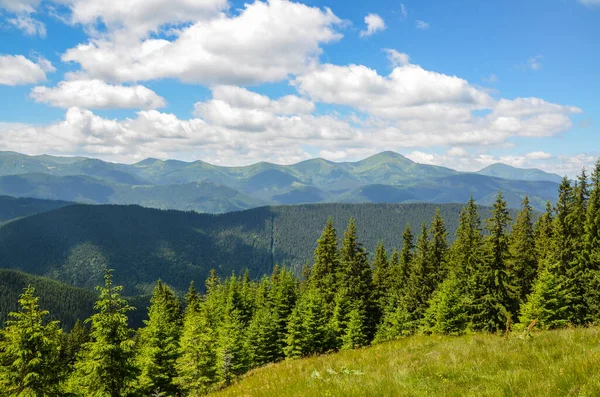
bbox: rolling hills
[0,195,72,224]
[0,151,562,212]
[210,328,600,397]
[0,202,520,295]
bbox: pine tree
[422,273,470,335]
[310,218,339,308]
[371,242,390,318]
[338,218,375,337]
[185,280,201,314]
[136,280,183,396]
[327,288,352,350]
[283,305,305,359]
[0,286,63,396]
[429,209,449,287]
[269,266,297,359]
[284,289,328,358]
[175,306,217,395]
[391,224,414,295]
[519,268,569,330]
[402,222,430,329]
[342,306,369,350]
[68,270,137,397]
[584,161,600,321]
[534,201,554,269]
[508,196,538,303]
[246,306,280,367]
[217,286,250,385]
[471,192,516,332]
[64,319,89,366]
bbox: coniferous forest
[1,162,600,396]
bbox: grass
[210,327,600,397]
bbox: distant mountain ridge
[0,151,563,212]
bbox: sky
[0,0,598,176]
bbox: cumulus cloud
[405,150,596,177]
[384,49,411,67]
[0,55,55,86]
[61,0,343,85]
[31,79,167,109]
[360,13,386,37]
[0,0,41,13]
[7,13,46,37]
[416,20,430,29]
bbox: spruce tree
[534,201,555,269]
[519,268,569,330]
[310,218,339,308]
[283,305,305,359]
[422,273,470,335]
[269,266,297,359]
[63,319,89,366]
[136,280,183,396]
[402,222,430,329]
[471,192,516,332]
[342,305,369,350]
[175,305,217,395]
[246,306,280,367]
[0,286,63,396]
[584,161,600,321]
[392,224,414,294]
[371,242,390,318]
[217,285,250,385]
[428,208,449,288]
[68,270,137,397]
[185,280,201,314]
[508,196,538,303]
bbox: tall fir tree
[175,305,218,395]
[136,280,183,396]
[584,161,600,321]
[471,192,516,332]
[402,222,431,330]
[0,286,63,396]
[185,280,201,314]
[422,272,470,335]
[428,209,449,289]
[246,306,280,367]
[341,305,369,350]
[519,268,569,330]
[371,242,390,320]
[63,319,89,366]
[391,224,414,295]
[534,201,555,270]
[508,196,538,304]
[269,266,298,360]
[68,270,137,397]
[310,218,340,309]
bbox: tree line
[0,161,599,396]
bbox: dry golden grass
[210,327,600,397]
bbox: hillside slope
[0,202,519,294]
[0,195,72,224]
[0,269,148,330]
[211,328,600,397]
[477,163,563,183]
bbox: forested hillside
[0,269,149,330]
[0,151,560,212]
[0,202,517,294]
[0,162,597,397]
[0,195,72,224]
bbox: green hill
[0,269,148,330]
[211,328,600,397]
[476,163,563,183]
[0,151,563,212]
[0,202,519,295]
[0,195,72,224]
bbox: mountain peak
[477,163,562,183]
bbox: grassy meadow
[211,327,600,397]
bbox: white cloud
[384,49,411,67]
[293,63,495,119]
[446,147,468,157]
[7,14,46,37]
[0,0,41,13]
[31,79,167,109]
[61,0,343,85]
[0,55,55,86]
[405,150,596,177]
[527,55,543,71]
[526,151,552,160]
[578,0,600,6]
[400,3,407,19]
[56,0,228,38]
[416,20,430,29]
[207,85,314,115]
[360,13,386,37]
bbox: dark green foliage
[534,201,554,269]
[508,196,538,303]
[309,218,339,308]
[371,242,390,318]
[341,306,369,350]
[217,291,250,384]
[136,281,183,396]
[246,306,280,367]
[0,286,63,396]
[0,202,520,295]
[63,319,89,366]
[67,270,137,397]
[471,192,516,332]
[0,195,71,225]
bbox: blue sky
[0,0,598,175]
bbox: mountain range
[0,151,563,212]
